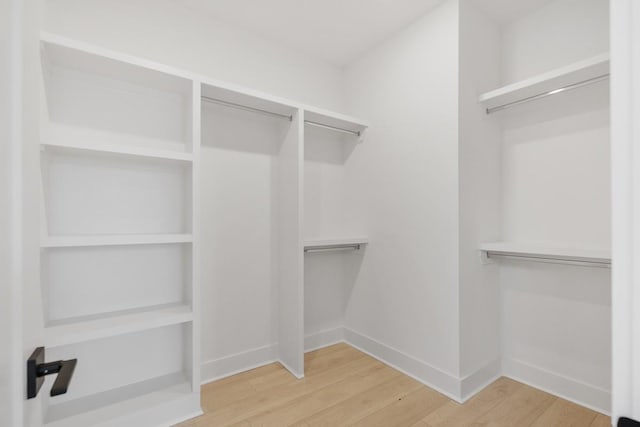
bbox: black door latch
[27,347,77,399]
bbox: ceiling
[180,0,557,66]
[180,0,444,66]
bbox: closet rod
[486,73,610,114]
[304,243,362,253]
[485,252,611,269]
[304,120,361,137]
[201,95,293,121]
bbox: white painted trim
[304,327,345,352]
[200,344,277,385]
[9,0,23,425]
[343,328,462,402]
[459,358,502,401]
[278,358,305,380]
[611,0,640,421]
[503,357,610,415]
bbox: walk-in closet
[4,0,639,426]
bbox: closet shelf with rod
[200,82,369,139]
[304,237,369,253]
[480,242,611,268]
[479,53,609,114]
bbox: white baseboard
[199,327,344,385]
[304,327,345,352]
[279,358,305,379]
[199,332,610,416]
[343,327,463,402]
[200,344,277,385]
[503,357,611,415]
[460,358,502,401]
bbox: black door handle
[27,347,77,399]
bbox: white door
[612,0,640,424]
[3,1,47,426]
[1,0,23,426]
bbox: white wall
[343,0,462,391]
[43,0,344,112]
[495,0,611,413]
[501,0,609,84]
[457,1,503,398]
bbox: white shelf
[304,237,369,252]
[45,373,201,427]
[479,53,609,113]
[304,107,369,137]
[42,140,193,162]
[44,304,193,348]
[480,242,611,265]
[42,234,193,248]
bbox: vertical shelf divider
[277,108,305,378]
[190,80,202,395]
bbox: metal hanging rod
[201,96,362,137]
[304,243,362,253]
[201,95,293,121]
[485,252,611,269]
[486,73,610,114]
[304,120,361,137]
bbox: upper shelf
[41,32,193,96]
[479,53,610,114]
[304,108,369,138]
[41,140,193,162]
[480,242,611,267]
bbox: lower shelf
[304,237,369,253]
[44,304,193,348]
[480,242,611,267]
[44,373,201,427]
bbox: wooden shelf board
[480,242,611,263]
[479,53,610,111]
[42,234,193,248]
[42,140,193,162]
[44,373,201,427]
[44,304,193,348]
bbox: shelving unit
[37,31,370,425]
[302,104,369,361]
[39,33,201,426]
[479,53,609,114]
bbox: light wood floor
[177,343,610,427]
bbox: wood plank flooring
[176,344,609,427]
